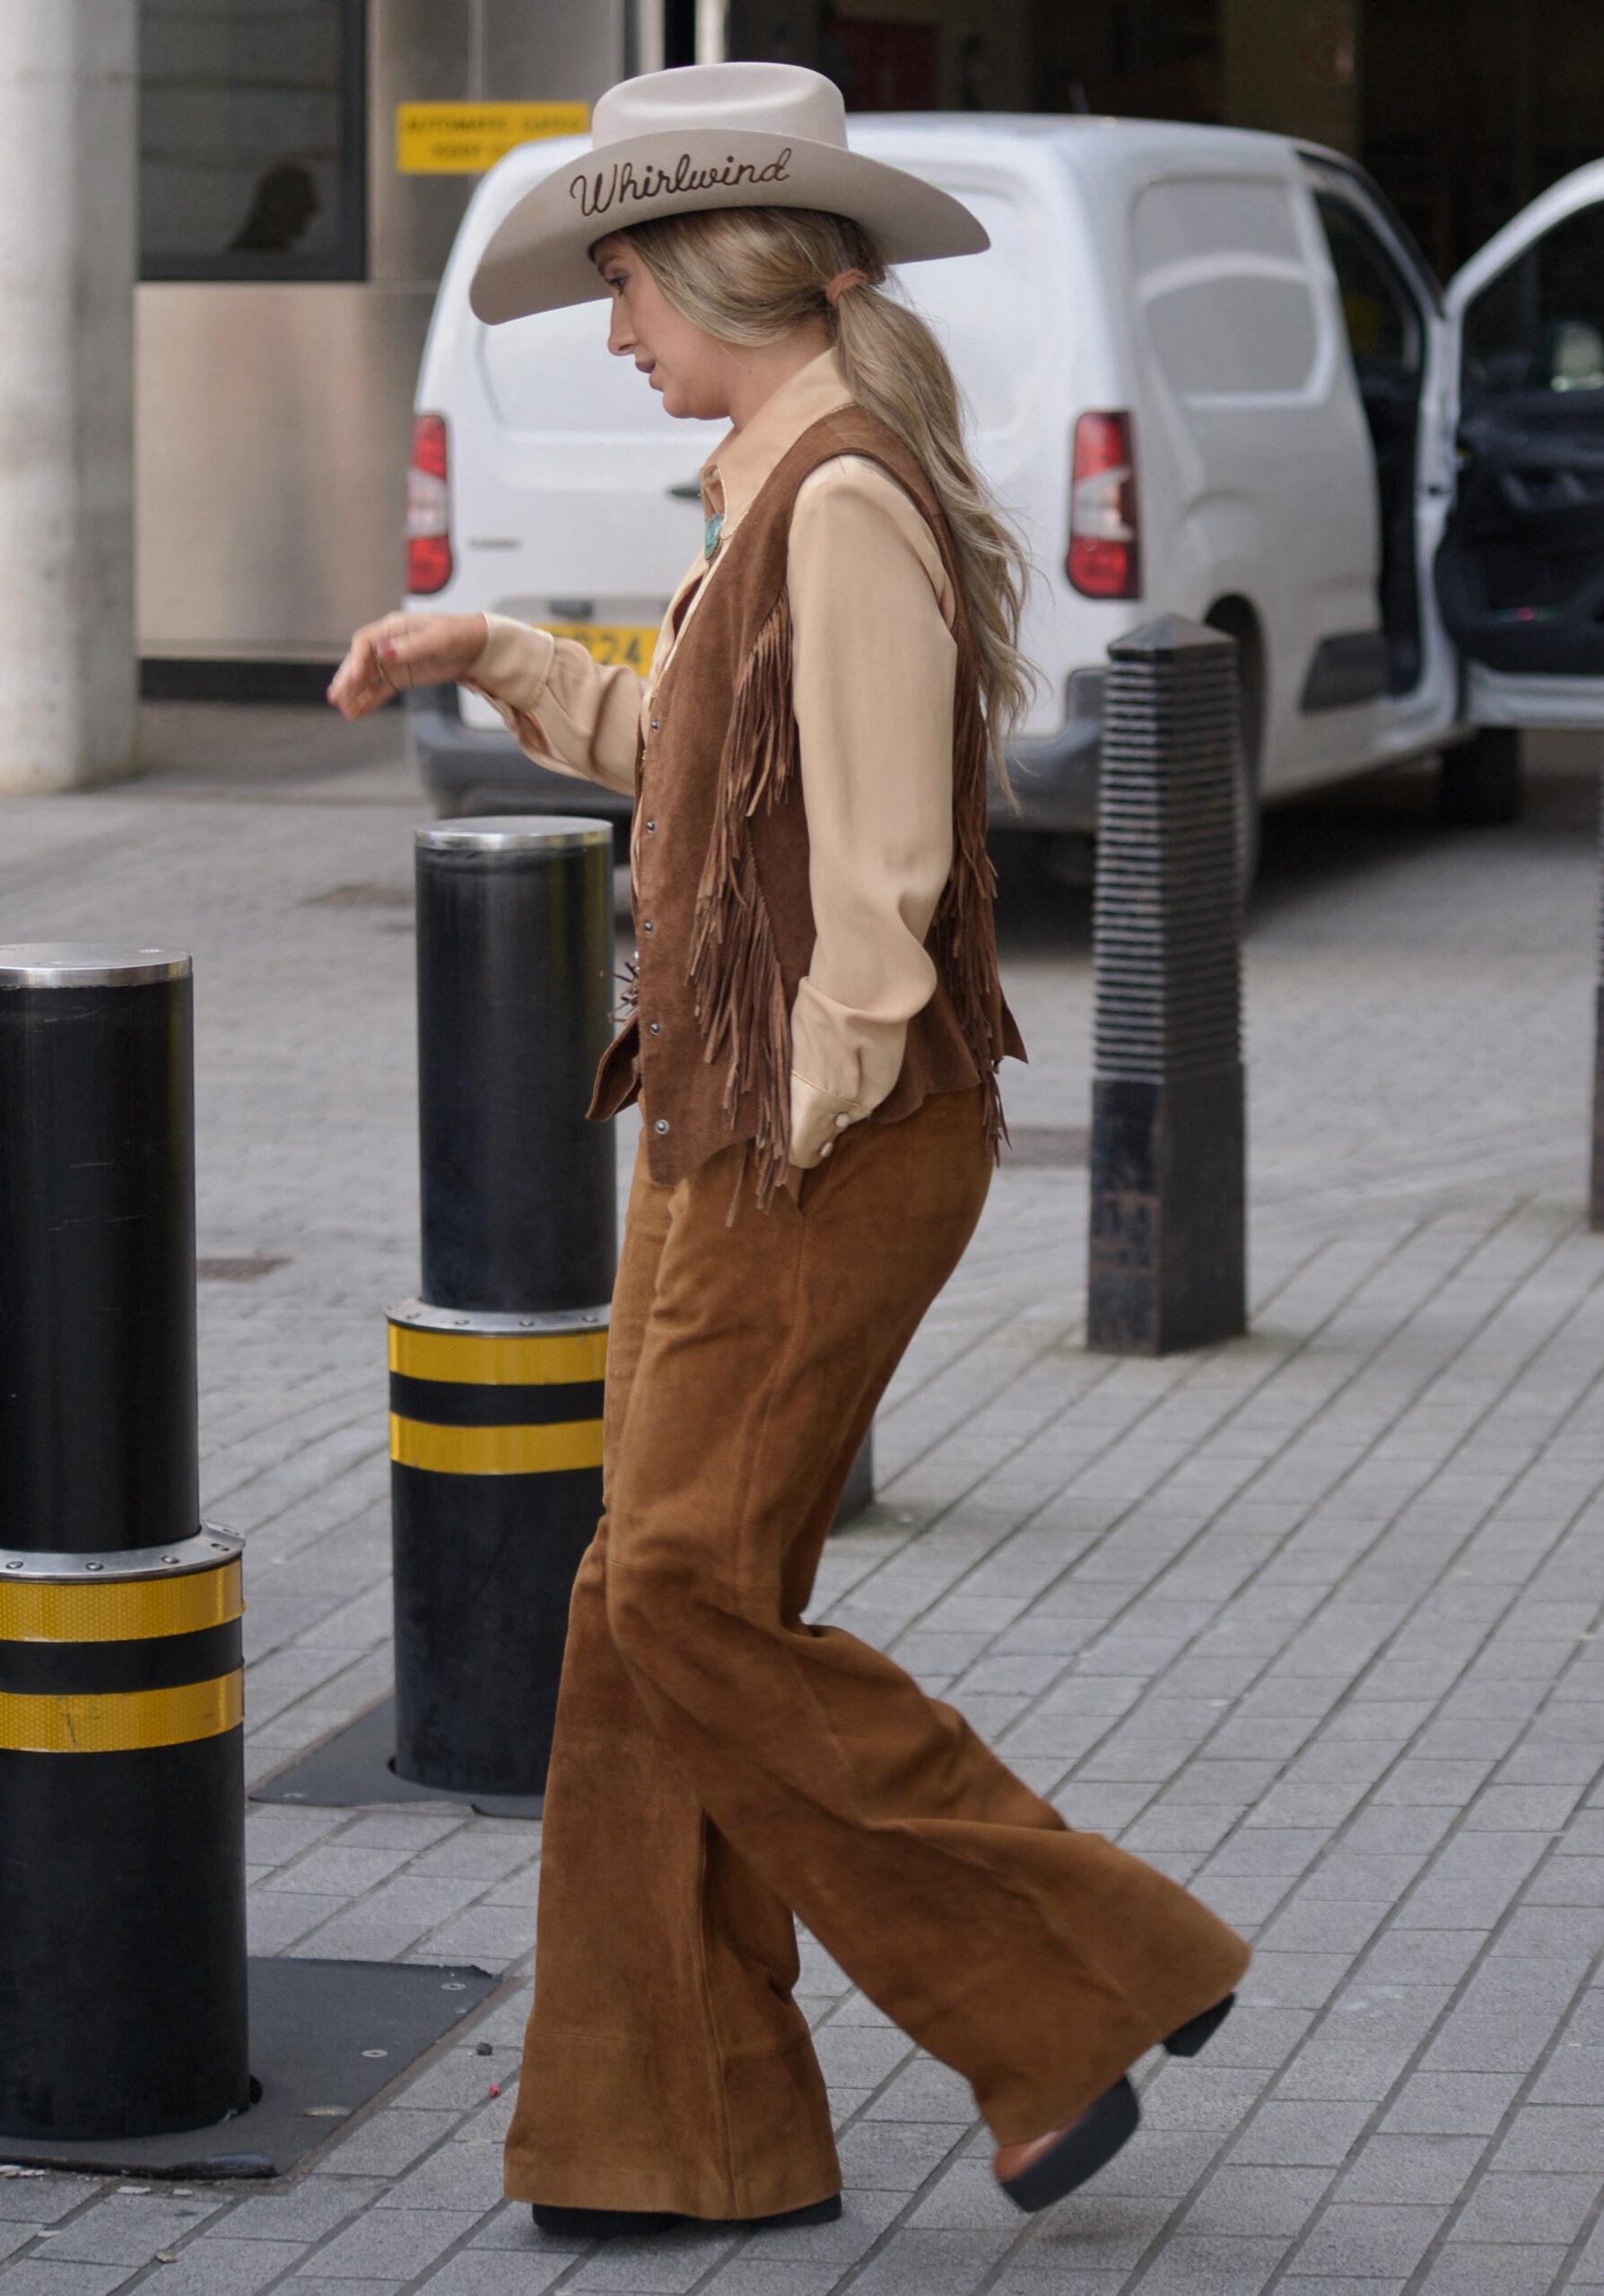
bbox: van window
[890,187,1052,435]
[1462,204,1604,395]
[478,299,726,446]
[1132,177,1319,398]
[1315,195,1423,369]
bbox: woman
[330,59,1248,2241]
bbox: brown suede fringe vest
[585,402,1027,1211]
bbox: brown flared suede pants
[504,1085,1250,2220]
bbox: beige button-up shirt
[462,345,957,1169]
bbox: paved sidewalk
[2,710,1603,2295]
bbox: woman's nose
[607,307,634,357]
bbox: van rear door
[1436,161,1604,730]
[1105,142,1386,796]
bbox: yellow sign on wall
[396,103,590,176]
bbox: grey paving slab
[1332,2134,1486,2206]
[1129,2234,1289,2293]
[32,2194,222,2264]
[1286,2200,1447,2277]
[0,2188,102,2229]
[132,2235,306,2295]
[293,2204,484,2278]
[415,2253,574,2295]
[1416,2248,1573,2296]
[0,2267,140,2296]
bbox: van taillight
[406,412,451,594]
[1068,412,1139,599]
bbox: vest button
[642,919,654,933]
[654,1117,670,1135]
[648,1020,660,1035]
[645,818,657,832]
[649,718,659,732]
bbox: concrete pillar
[0,4,136,795]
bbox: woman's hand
[327,611,489,719]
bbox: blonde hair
[615,205,1034,805]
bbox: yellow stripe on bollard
[0,1557,243,1644]
[389,1413,605,1475]
[0,1672,244,1753]
[388,1324,608,1387]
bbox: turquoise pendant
[703,509,725,561]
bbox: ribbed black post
[1086,622,1247,1353]
[1591,784,1604,1232]
[391,821,618,1798]
[0,946,248,2143]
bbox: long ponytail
[619,204,1036,804]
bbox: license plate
[545,622,658,671]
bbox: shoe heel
[1164,1992,1235,2058]
[999,2076,1141,2214]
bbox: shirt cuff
[461,613,557,716]
[789,1068,867,1170]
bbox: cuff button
[818,1140,834,1158]
[833,1112,850,1129]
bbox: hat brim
[468,128,989,323]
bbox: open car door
[1437,161,1604,734]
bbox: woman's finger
[375,621,457,688]
[327,628,395,718]
[328,612,483,717]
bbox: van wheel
[1439,728,1522,826]
[1045,831,1095,887]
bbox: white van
[404,114,1604,878]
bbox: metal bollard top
[0,944,191,989]
[417,817,614,856]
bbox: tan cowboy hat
[468,61,989,325]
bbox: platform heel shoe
[997,1992,1237,2213]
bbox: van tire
[1439,728,1521,826]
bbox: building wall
[1364,0,1604,276]
[135,0,625,666]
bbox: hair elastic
[824,268,868,307]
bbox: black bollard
[0,945,248,2142]
[390,821,617,1799]
[1592,786,1604,1231]
[1086,621,1247,1353]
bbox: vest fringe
[686,502,1008,1206]
[929,664,1010,1162]
[611,950,641,1026]
[685,594,799,1211]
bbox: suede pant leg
[506,1085,1249,2217]
[504,1121,836,2222]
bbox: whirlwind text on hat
[571,147,794,219]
